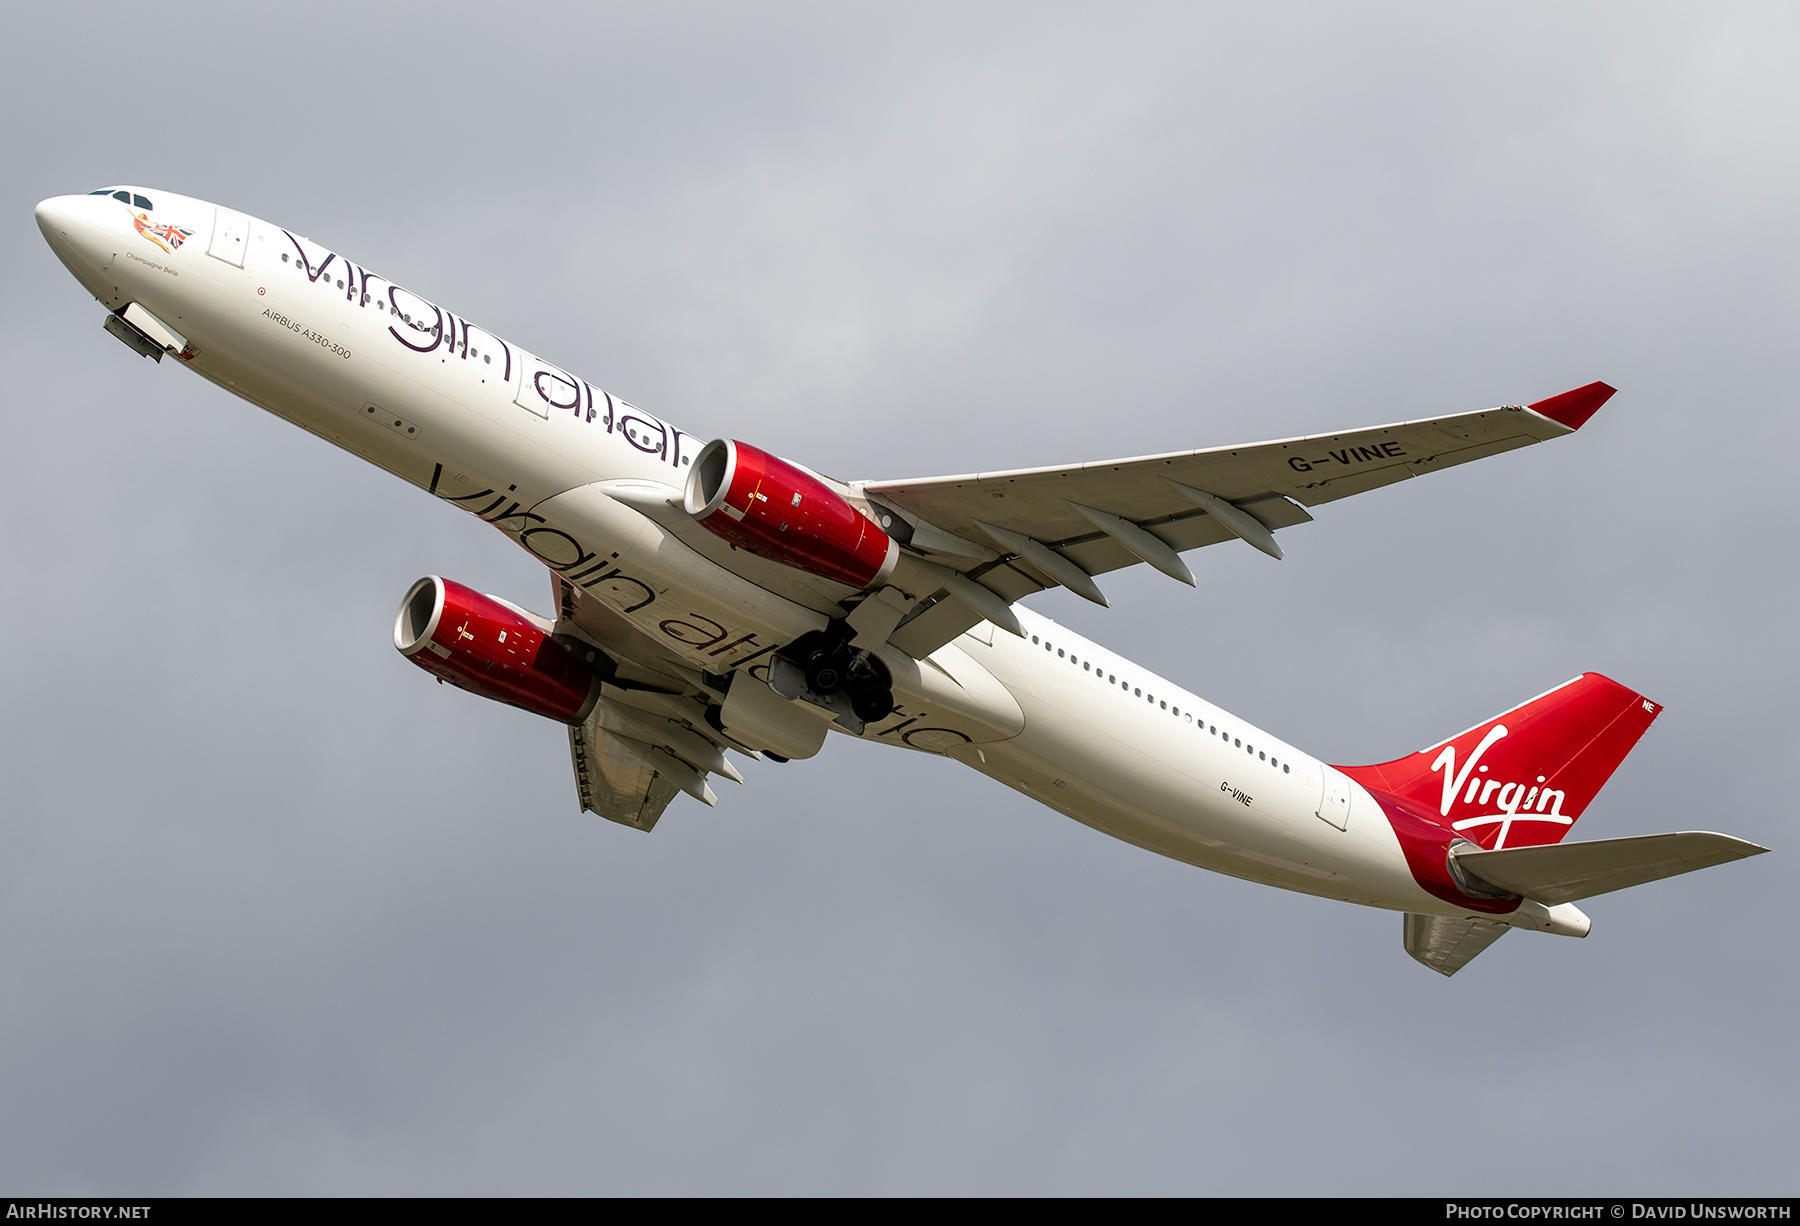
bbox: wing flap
[888,593,986,658]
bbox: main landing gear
[790,627,896,724]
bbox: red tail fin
[1339,674,1660,851]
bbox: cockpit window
[92,188,154,209]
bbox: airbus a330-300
[37,185,1768,975]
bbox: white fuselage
[38,188,1479,921]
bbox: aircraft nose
[36,194,109,269]
[36,194,81,238]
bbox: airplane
[35,184,1769,976]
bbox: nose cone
[37,194,85,244]
[35,193,80,232]
[36,194,112,274]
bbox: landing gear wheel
[849,684,896,723]
[805,650,845,694]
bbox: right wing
[861,383,1615,656]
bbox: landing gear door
[207,209,249,268]
[1317,767,1351,831]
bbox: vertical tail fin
[1340,673,1659,851]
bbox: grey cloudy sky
[2,1,1794,1195]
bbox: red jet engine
[394,576,600,724]
[683,439,899,591]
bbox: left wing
[568,715,685,831]
[554,576,753,830]
[861,383,1614,649]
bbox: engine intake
[684,438,898,591]
[394,576,600,725]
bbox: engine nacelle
[394,576,600,725]
[683,438,899,591]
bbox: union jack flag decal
[133,212,193,254]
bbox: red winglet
[1527,380,1616,431]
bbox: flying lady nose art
[132,211,193,253]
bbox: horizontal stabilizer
[1451,831,1768,905]
[1403,912,1510,977]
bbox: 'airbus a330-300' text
[37,185,1767,975]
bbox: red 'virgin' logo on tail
[1428,721,1575,849]
[1430,724,1508,816]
